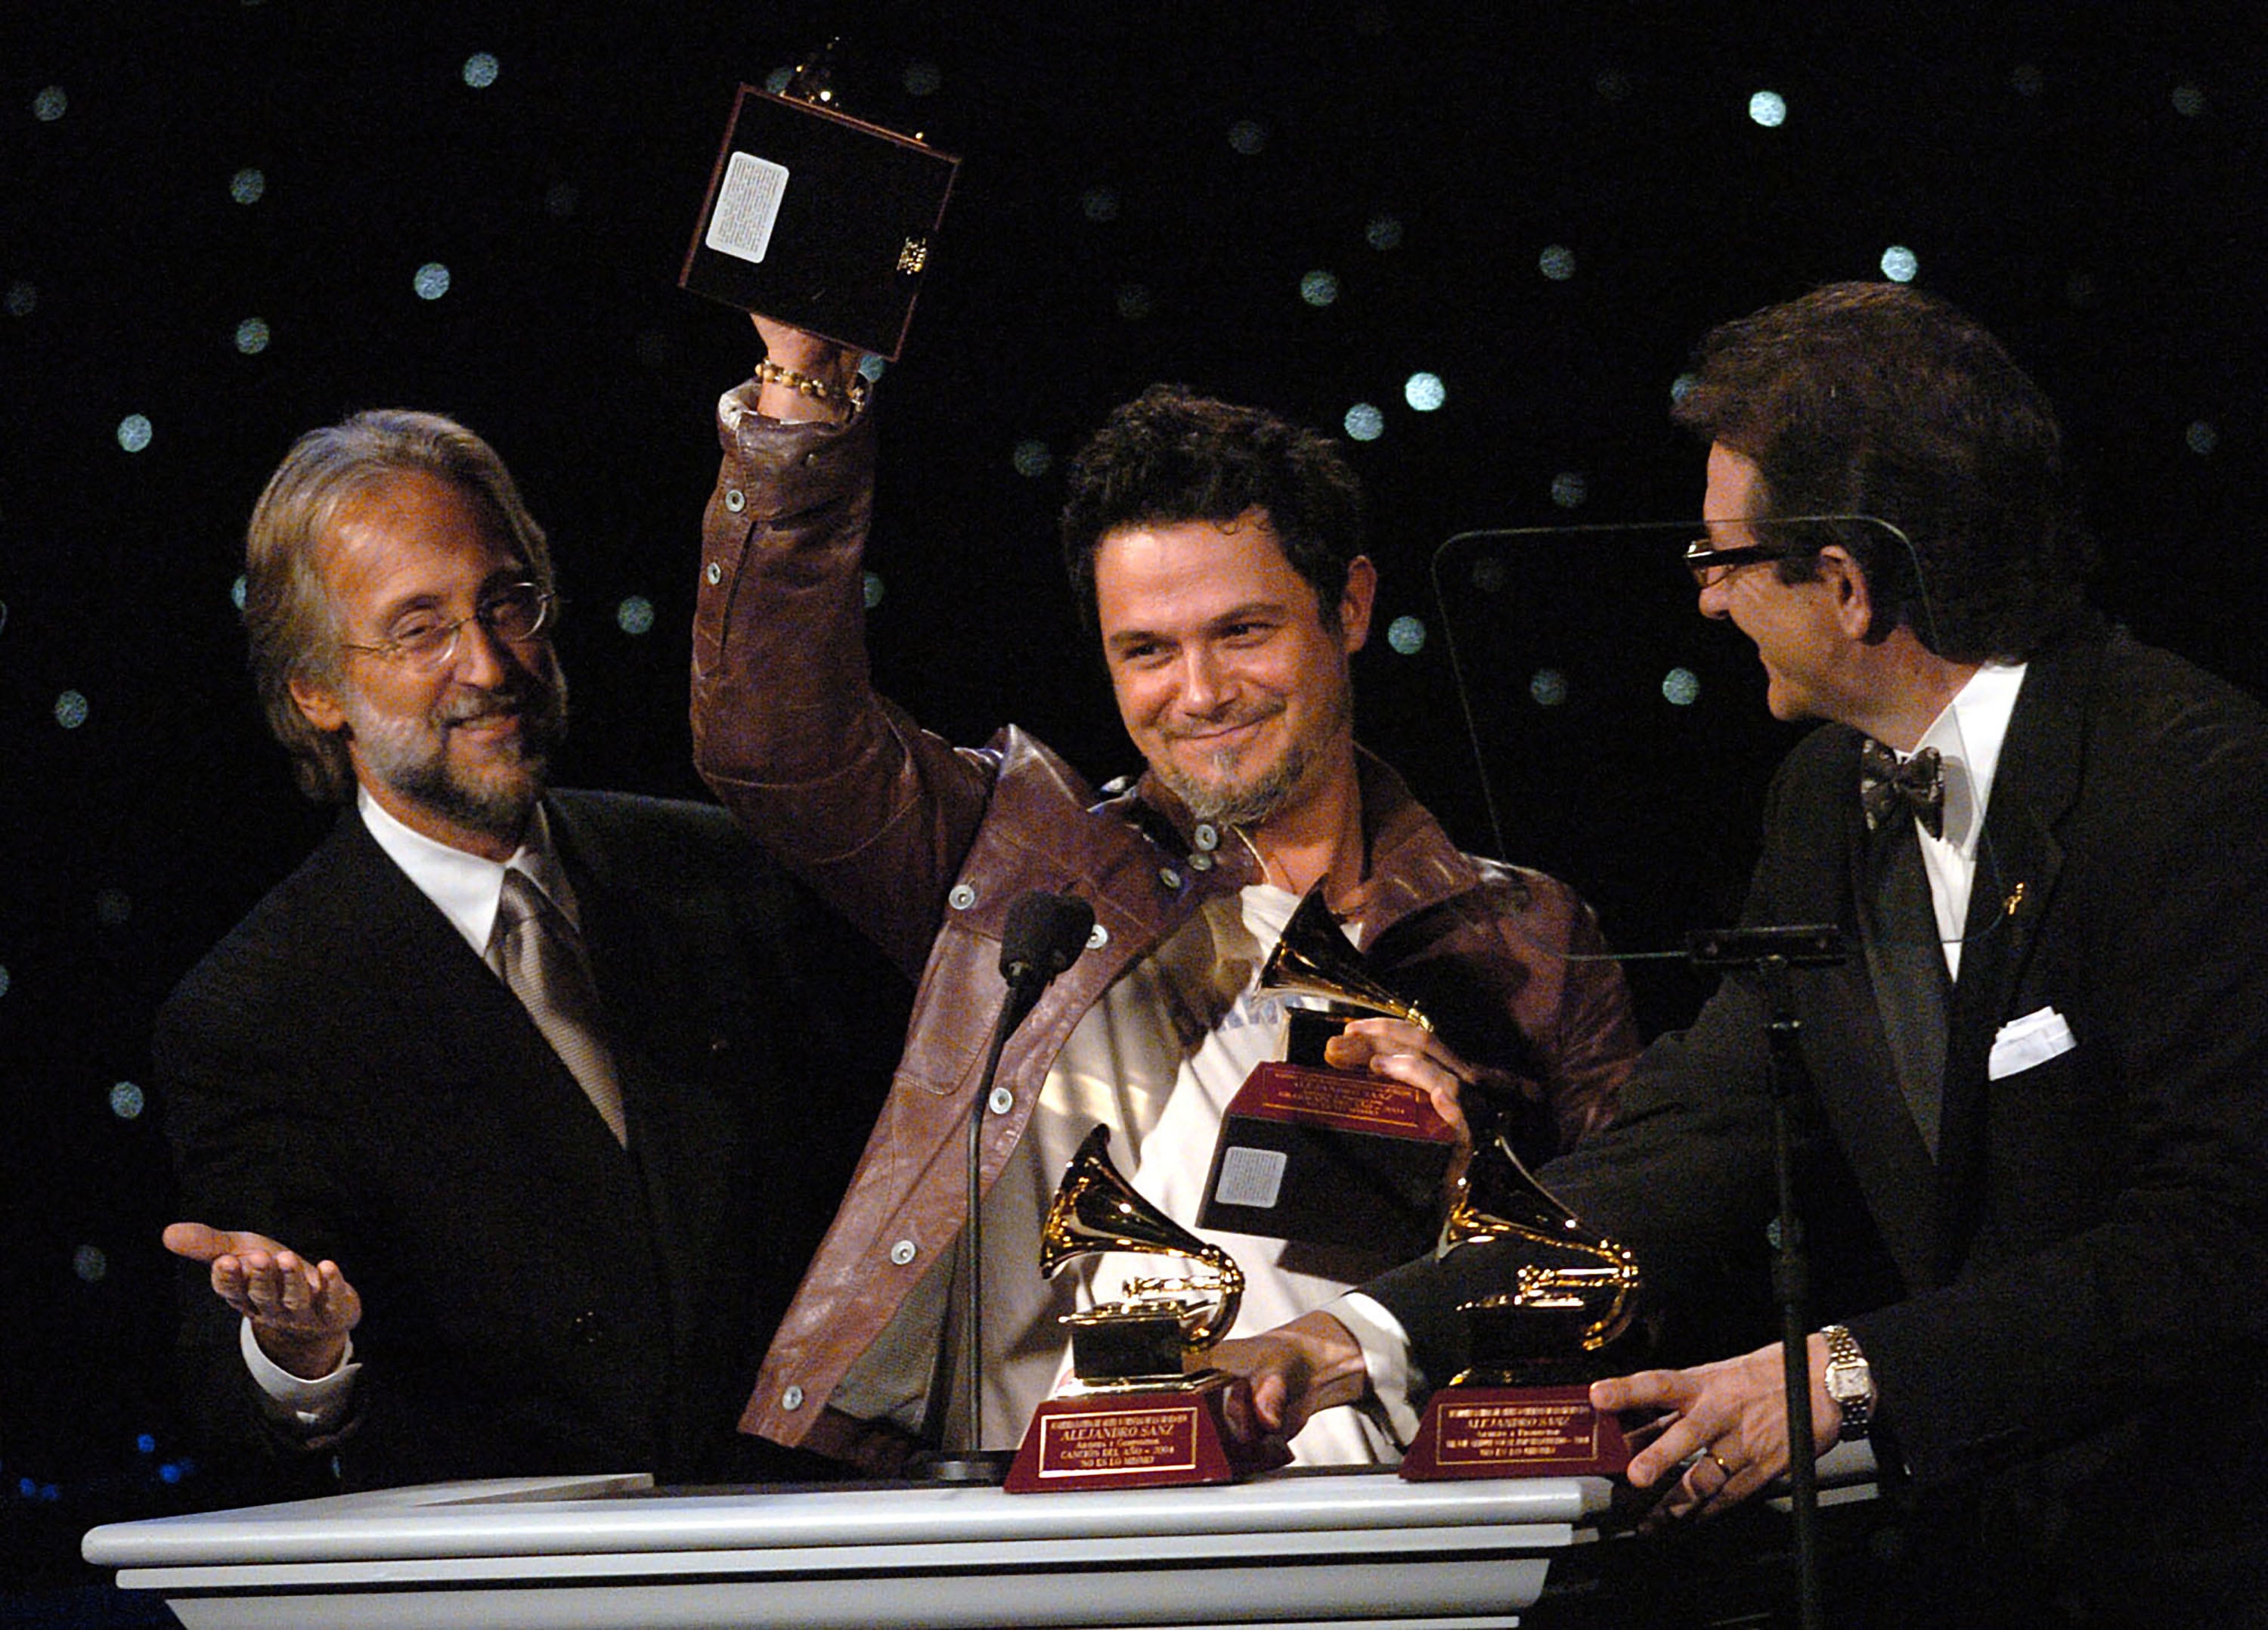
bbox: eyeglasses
[340,582,553,669]
[1682,538,1802,587]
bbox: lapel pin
[2003,882,2028,918]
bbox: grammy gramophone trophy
[1005,1126,1247,1494]
[1399,1137,1643,1480]
[680,42,959,359]
[1196,887,1461,1260]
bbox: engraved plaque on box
[680,82,959,359]
[1005,1380,1237,1493]
[1402,1384,1631,1480]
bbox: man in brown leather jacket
[690,318,1640,1470]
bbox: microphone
[999,890,1097,1012]
[923,889,1094,1483]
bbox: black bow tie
[1860,739,1946,840]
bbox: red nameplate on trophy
[680,85,959,359]
[1004,1379,1237,1494]
[1198,1061,1458,1258]
[1400,1385,1631,1481]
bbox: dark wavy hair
[242,408,557,801]
[1059,385,1365,631]
[1674,281,2094,661]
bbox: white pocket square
[1989,1006,2076,1080]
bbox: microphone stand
[1686,925,1843,1630]
[918,891,1093,1485]
[919,987,1036,1485]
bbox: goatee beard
[1158,737,1308,829]
[352,668,569,844]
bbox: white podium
[83,1467,1615,1629]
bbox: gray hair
[242,409,556,801]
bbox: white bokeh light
[1403,372,1446,412]
[1881,245,1919,283]
[1343,403,1385,442]
[1749,90,1787,128]
[414,262,452,300]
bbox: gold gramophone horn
[1261,888,1638,1371]
[1259,887,1434,1032]
[1041,1124,1244,1352]
[1442,1129,1641,1362]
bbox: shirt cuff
[240,1316,360,1433]
[1330,1291,1422,1449]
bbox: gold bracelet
[754,359,869,414]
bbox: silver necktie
[487,869,628,1147]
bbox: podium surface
[83,1467,1612,1629]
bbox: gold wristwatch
[1820,1324,1875,1441]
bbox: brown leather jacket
[692,385,1640,1458]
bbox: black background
[3,0,2261,1607]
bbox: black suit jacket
[158,790,906,1492]
[1368,624,2268,1617]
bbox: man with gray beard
[690,326,1640,1472]
[159,408,905,1492]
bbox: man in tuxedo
[1213,283,2268,1622]
[160,409,903,1492]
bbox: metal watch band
[1820,1323,1875,1441]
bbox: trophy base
[1400,1385,1631,1481]
[1198,1060,1457,1259]
[1005,1372,1238,1494]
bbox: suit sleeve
[155,961,368,1480]
[1362,736,1855,1399]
